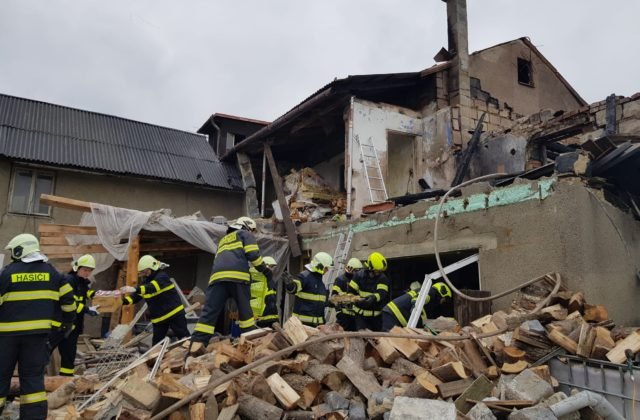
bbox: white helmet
[311,252,334,271]
[346,258,363,270]
[410,281,422,291]
[5,234,40,260]
[73,254,96,271]
[138,255,168,272]
[231,216,257,232]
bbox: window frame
[8,167,56,217]
[517,57,534,87]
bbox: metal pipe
[261,149,267,217]
[346,96,355,217]
[550,391,625,420]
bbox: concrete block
[505,370,554,403]
[389,397,456,420]
[467,402,497,420]
[623,99,640,119]
[507,406,558,420]
[619,118,640,135]
[120,377,161,410]
[349,400,367,420]
[325,391,350,411]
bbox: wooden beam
[42,241,202,259]
[39,236,71,246]
[264,143,301,257]
[121,235,140,324]
[40,194,92,212]
[39,224,98,235]
[41,244,108,256]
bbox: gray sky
[0,1,638,132]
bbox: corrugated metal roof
[0,94,243,190]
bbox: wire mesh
[86,349,138,380]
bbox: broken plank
[40,194,92,212]
[454,375,494,414]
[336,356,382,400]
[437,378,474,399]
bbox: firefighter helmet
[73,254,96,271]
[231,216,257,232]
[137,255,166,272]
[365,252,387,272]
[346,258,363,270]
[432,282,453,299]
[5,233,40,260]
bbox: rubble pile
[282,168,346,222]
[13,278,635,419]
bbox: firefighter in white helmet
[285,252,333,327]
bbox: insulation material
[282,168,346,222]
[65,203,290,278]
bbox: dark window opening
[234,134,246,146]
[339,164,346,193]
[517,58,533,87]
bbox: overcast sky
[1,1,638,132]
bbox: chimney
[443,0,470,109]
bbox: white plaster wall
[349,99,456,217]
[313,152,344,192]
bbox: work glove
[87,306,100,316]
[282,271,296,293]
[60,322,74,339]
[359,295,377,309]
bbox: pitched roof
[0,94,243,190]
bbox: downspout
[261,148,267,217]
[549,391,624,420]
[346,96,355,218]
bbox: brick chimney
[443,0,471,109]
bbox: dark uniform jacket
[124,271,184,324]
[210,229,265,284]
[347,269,390,317]
[382,290,427,328]
[331,273,355,316]
[0,260,76,335]
[52,271,95,331]
[250,268,278,322]
[288,269,327,326]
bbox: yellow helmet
[231,216,257,232]
[137,255,165,272]
[432,282,453,299]
[73,254,96,271]
[346,258,363,270]
[311,252,333,271]
[365,252,387,271]
[263,256,277,266]
[5,233,40,260]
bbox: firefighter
[48,254,100,376]
[285,252,333,327]
[381,281,453,331]
[330,257,362,331]
[121,255,189,344]
[0,234,76,419]
[250,256,279,328]
[191,217,267,344]
[348,252,390,331]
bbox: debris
[389,397,456,420]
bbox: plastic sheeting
[64,203,291,280]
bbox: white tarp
[65,203,291,278]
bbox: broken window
[517,58,533,87]
[9,168,55,215]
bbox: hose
[149,328,506,420]
[433,173,559,302]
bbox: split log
[391,358,426,377]
[283,317,309,345]
[591,327,615,359]
[376,367,412,385]
[568,292,585,314]
[415,371,441,395]
[539,304,568,321]
[304,363,346,391]
[503,346,526,363]
[369,338,401,364]
[584,304,608,322]
[343,338,366,367]
[577,323,597,358]
[203,391,218,420]
[607,330,640,363]
[266,373,301,410]
[431,361,467,382]
[281,374,321,409]
[216,403,238,420]
[460,339,488,374]
[529,365,553,386]
[501,361,528,374]
[48,380,76,409]
[336,356,382,400]
[237,394,284,420]
[548,328,578,354]
[189,403,206,420]
[245,373,276,405]
[386,327,423,361]
[402,381,435,398]
[437,378,474,398]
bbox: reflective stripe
[244,244,259,253]
[377,283,389,292]
[140,285,147,295]
[151,305,184,324]
[293,279,302,293]
[217,242,243,253]
[353,307,381,317]
[77,303,85,314]
[238,317,256,329]
[61,303,77,312]
[87,290,95,299]
[124,295,134,304]
[293,313,324,325]
[59,367,74,375]
[331,285,343,294]
[51,320,61,327]
[141,283,175,299]
[0,319,53,332]
[260,314,279,321]
[296,292,326,302]
[194,323,215,334]
[340,308,355,316]
[1,290,59,302]
[209,271,250,283]
[59,283,73,296]
[250,256,263,266]
[348,280,360,291]
[387,302,408,327]
[20,392,47,405]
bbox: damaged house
[222,0,640,325]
